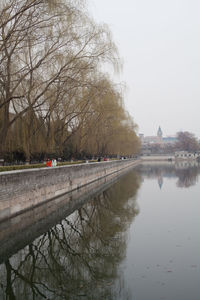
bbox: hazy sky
[88,0,200,138]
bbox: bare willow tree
[0,0,120,159]
[0,0,140,161]
[73,74,141,157]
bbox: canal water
[0,162,199,300]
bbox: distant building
[140,126,177,145]
[162,136,177,143]
[157,126,163,141]
[143,135,161,144]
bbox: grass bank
[0,160,87,173]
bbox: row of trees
[0,0,140,162]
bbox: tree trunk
[0,103,9,157]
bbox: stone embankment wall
[0,164,138,262]
[0,159,139,222]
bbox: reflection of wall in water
[0,171,141,300]
[0,168,141,264]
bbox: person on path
[52,158,57,167]
[46,159,52,167]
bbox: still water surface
[0,163,200,299]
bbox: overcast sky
[88,0,200,138]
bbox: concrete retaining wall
[0,159,139,222]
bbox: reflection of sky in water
[123,174,200,300]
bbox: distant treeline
[0,0,140,163]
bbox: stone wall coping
[0,159,129,176]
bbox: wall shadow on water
[137,161,200,188]
[0,170,141,300]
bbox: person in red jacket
[46,159,52,167]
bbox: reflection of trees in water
[176,167,200,188]
[0,171,141,300]
[138,163,200,188]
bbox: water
[0,162,199,299]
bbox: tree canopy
[175,131,199,152]
[0,0,140,161]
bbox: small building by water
[175,151,200,160]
